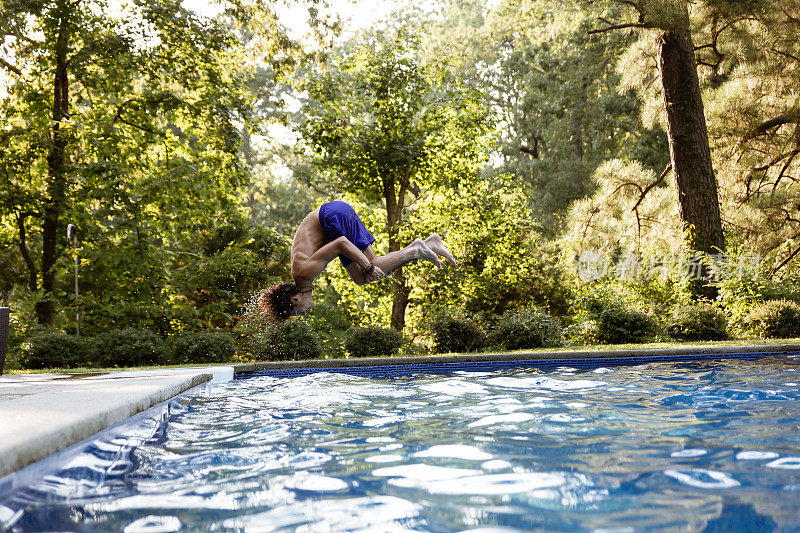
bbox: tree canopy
[3,0,800,361]
[298,33,493,329]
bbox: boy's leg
[424,233,457,266]
[345,239,441,285]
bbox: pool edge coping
[0,376,212,506]
[233,342,800,374]
[0,372,212,483]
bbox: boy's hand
[366,265,386,283]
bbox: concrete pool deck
[0,370,213,479]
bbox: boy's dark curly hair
[259,283,299,321]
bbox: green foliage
[202,222,249,257]
[403,176,577,333]
[420,0,665,233]
[299,34,492,202]
[565,159,680,256]
[426,311,487,354]
[594,306,657,345]
[0,0,307,334]
[21,333,98,370]
[171,224,290,330]
[665,305,728,341]
[582,291,658,344]
[171,331,236,364]
[564,0,800,276]
[743,300,800,339]
[344,326,404,358]
[249,176,323,237]
[306,303,352,359]
[252,320,322,361]
[487,308,565,350]
[0,0,265,326]
[95,329,170,367]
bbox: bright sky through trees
[176,0,402,178]
[181,0,397,41]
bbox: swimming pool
[2,359,800,531]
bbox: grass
[5,337,800,375]
[473,337,800,357]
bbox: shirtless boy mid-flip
[260,200,456,320]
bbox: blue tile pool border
[234,350,800,379]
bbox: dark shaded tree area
[0,0,303,335]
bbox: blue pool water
[2,359,800,531]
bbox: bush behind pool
[488,308,564,350]
[172,331,236,364]
[253,320,322,361]
[345,326,404,358]
[428,314,486,354]
[95,328,170,367]
[22,333,97,369]
[744,300,800,338]
[593,305,657,344]
[666,305,728,341]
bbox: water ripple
[4,360,800,531]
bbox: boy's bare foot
[414,238,441,268]
[424,233,457,266]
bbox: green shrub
[744,300,800,339]
[252,320,322,361]
[563,319,599,346]
[172,331,236,364]
[95,328,170,367]
[595,305,657,344]
[21,333,97,369]
[580,290,658,345]
[427,313,486,354]
[202,221,247,256]
[345,326,404,358]
[666,305,728,341]
[306,304,351,359]
[488,308,564,350]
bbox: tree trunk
[571,77,587,161]
[37,1,72,325]
[16,214,38,292]
[241,126,257,223]
[657,26,725,298]
[383,170,411,331]
[570,112,584,161]
[389,271,410,331]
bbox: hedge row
[428,299,800,353]
[20,300,800,368]
[251,321,404,361]
[427,308,565,354]
[22,329,236,370]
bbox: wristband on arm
[362,263,376,276]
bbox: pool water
[3,360,800,531]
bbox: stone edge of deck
[233,343,800,373]
[0,372,211,479]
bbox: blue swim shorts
[318,201,376,267]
